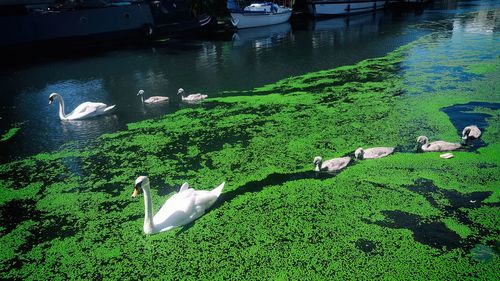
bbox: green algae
[470,244,495,263]
[0,123,23,142]
[1,12,500,280]
[442,218,473,239]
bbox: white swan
[132,176,225,234]
[462,125,481,141]
[313,156,351,172]
[48,93,115,121]
[354,147,395,160]
[137,90,169,104]
[417,136,462,152]
[177,88,207,102]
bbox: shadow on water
[367,178,496,251]
[0,199,78,270]
[375,210,463,249]
[176,168,349,235]
[355,238,379,254]
[441,101,500,151]
[0,199,39,236]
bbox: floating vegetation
[0,12,499,279]
[471,244,495,263]
[0,123,23,142]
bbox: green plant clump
[0,123,22,142]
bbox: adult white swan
[313,156,351,172]
[354,147,395,160]
[48,93,115,121]
[132,176,225,234]
[462,125,481,141]
[137,90,169,104]
[417,136,462,152]
[177,88,207,102]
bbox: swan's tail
[104,105,116,112]
[211,182,225,198]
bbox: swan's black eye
[49,97,53,101]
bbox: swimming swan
[137,90,169,104]
[313,156,351,172]
[417,135,462,152]
[354,147,394,160]
[48,92,115,121]
[462,125,481,141]
[132,176,225,234]
[177,88,207,102]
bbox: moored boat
[229,2,293,29]
[0,0,212,49]
[0,1,156,47]
[307,0,387,17]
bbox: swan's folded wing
[153,192,195,225]
[193,190,218,207]
[70,102,107,116]
[179,182,189,193]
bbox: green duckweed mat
[1,13,499,280]
[0,123,22,142]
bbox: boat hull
[0,3,154,47]
[307,0,386,17]
[230,10,292,29]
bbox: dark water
[0,0,499,162]
[441,102,500,151]
[369,178,495,250]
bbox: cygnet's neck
[314,161,322,172]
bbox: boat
[229,2,293,29]
[0,0,212,48]
[0,1,156,48]
[149,0,213,36]
[306,0,387,17]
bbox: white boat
[229,2,292,29]
[307,0,387,17]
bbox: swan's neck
[54,94,67,119]
[140,95,144,103]
[141,183,155,234]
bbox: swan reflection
[60,114,120,141]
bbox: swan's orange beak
[131,186,140,198]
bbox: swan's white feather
[178,88,207,102]
[355,147,394,159]
[137,178,225,234]
[417,136,461,152]
[182,94,208,102]
[49,93,115,120]
[314,156,351,172]
[145,96,169,104]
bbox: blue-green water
[1,0,497,161]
